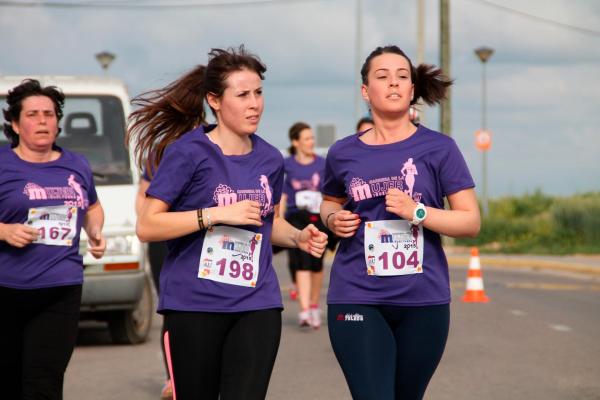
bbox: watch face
[416,209,426,219]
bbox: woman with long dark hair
[321,45,480,399]
[128,46,327,399]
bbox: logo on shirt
[22,175,88,209]
[336,313,365,322]
[348,157,421,203]
[212,175,274,217]
[291,172,320,191]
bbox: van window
[1,95,132,186]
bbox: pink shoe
[298,310,311,327]
[310,307,322,329]
[161,379,173,400]
[289,287,298,301]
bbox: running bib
[198,226,262,288]
[364,220,424,276]
[295,190,322,214]
[27,205,78,247]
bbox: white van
[0,76,152,344]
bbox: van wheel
[108,276,153,344]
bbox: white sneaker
[298,310,311,327]
[309,307,322,329]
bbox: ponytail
[127,65,207,177]
[413,64,453,106]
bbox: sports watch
[411,202,427,225]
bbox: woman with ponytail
[320,45,480,399]
[280,122,331,329]
[128,46,327,400]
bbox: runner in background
[280,122,328,328]
[356,116,374,133]
[135,170,172,400]
[321,45,480,399]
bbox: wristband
[325,211,337,230]
[197,209,204,230]
[204,209,213,231]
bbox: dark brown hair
[127,45,266,176]
[356,116,373,132]
[288,121,311,155]
[360,45,453,106]
[3,79,64,146]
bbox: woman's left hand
[297,224,328,258]
[385,188,417,220]
[87,232,106,259]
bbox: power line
[466,0,600,38]
[0,0,329,9]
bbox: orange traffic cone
[462,247,490,303]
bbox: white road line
[549,324,572,332]
[509,309,526,316]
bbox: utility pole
[439,0,451,137]
[416,0,426,123]
[354,0,363,123]
[439,0,453,244]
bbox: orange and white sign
[475,129,492,151]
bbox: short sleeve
[322,150,346,198]
[282,161,294,198]
[439,140,475,197]
[141,152,158,181]
[79,154,98,206]
[271,158,284,206]
[146,145,196,206]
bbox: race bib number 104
[364,219,424,276]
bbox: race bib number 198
[364,219,424,276]
[27,205,78,247]
[198,226,262,288]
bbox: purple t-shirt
[146,125,284,313]
[322,125,474,306]
[283,155,325,217]
[0,145,98,289]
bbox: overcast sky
[1,0,598,197]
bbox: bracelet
[204,209,213,231]
[197,208,204,230]
[325,211,337,230]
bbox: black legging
[164,308,282,400]
[0,284,82,400]
[148,241,169,378]
[328,303,450,400]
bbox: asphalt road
[64,253,600,399]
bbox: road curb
[447,255,600,277]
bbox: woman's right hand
[0,223,39,248]
[328,210,361,238]
[212,200,263,227]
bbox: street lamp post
[95,51,116,76]
[474,46,494,216]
